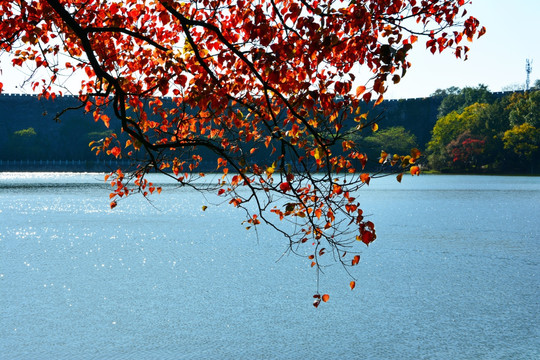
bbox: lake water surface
[1,173,539,359]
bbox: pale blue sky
[1,0,538,99]
[386,0,540,98]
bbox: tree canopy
[426,90,540,173]
[0,0,485,305]
[435,84,493,118]
[503,123,540,166]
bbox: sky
[385,0,540,99]
[1,0,538,99]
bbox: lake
[0,173,539,359]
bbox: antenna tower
[525,59,532,91]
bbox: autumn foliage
[0,0,484,304]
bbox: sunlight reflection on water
[1,173,539,359]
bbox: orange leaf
[410,165,420,176]
[110,201,117,209]
[355,85,366,96]
[100,114,110,128]
[350,281,356,290]
[374,94,384,106]
[371,123,378,132]
[379,150,388,163]
[410,148,422,159]
[322,294,330,302]
[351,255,360,266]
[360,173,370,185]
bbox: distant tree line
[1,83,539,174]
[425,83,540,174]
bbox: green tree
[427,103,489,171]
[503,123,540,171]
[428,103,488,152]
[363,126,418,156]
[507,90,540,128]
[13,127,37,138]
[431,86,460,98]
[7,127,40,160]
[437,85,494,118]
[482,97,511,134]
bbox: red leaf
[279,182,291,192]
[362,231,374,245]
[363,92,372,103]
[351,255,360,266]
[110,146,121,158]
[478,26,486,38]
